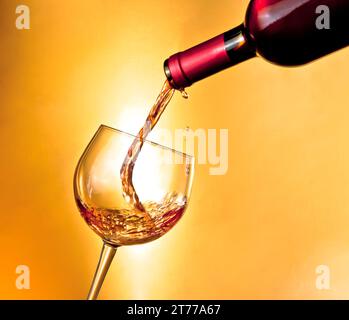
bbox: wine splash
[120,80,175,216]
[77,192,187,246]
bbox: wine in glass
[74,125,194,300]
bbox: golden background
[1,0,349,299]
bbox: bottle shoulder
[244,0,349,66]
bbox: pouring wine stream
[120,80,178,220]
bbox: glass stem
[87,242,118,300]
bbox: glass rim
[99,124,195,160]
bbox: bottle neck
[164,24,256,89]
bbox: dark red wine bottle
[164,0,349,89]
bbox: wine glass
[74,125,194,300]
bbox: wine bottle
[164,0,349,89]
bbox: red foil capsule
[164,34,230,89]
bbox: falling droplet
[180,89,189,99]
